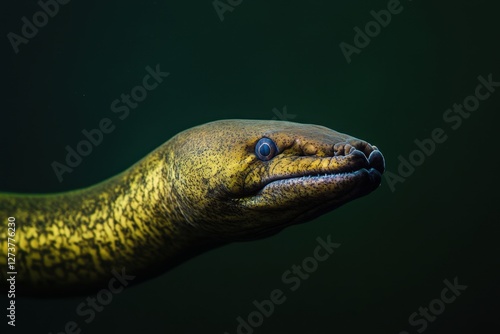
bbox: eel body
[0,120,385,296]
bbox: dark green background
[1,0,499,333]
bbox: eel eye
[255,137,278,161]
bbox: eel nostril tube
[303,143,317,155]
[348,140,374,157]
[334,141,375,157]
[368,150,385,174]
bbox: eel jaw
[252,147,385,203]
[233,147,385,240]
[258,149,384,197]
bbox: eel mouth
[231,139,385,240]
[256,143,385,197]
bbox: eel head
[165,119,385,240]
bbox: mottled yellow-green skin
[0,120,384,296]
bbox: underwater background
[1,0,499,333]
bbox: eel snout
[333,139,385,175]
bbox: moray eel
[0,120,384,296]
